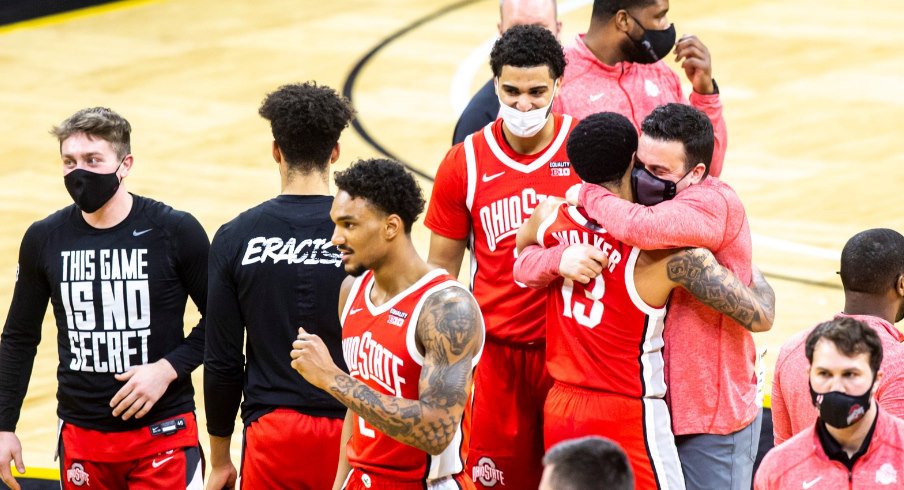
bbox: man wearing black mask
[0,107,208,490]
[553,0,728,176]
[756,318,904,489]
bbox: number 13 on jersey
[561,276,605,328]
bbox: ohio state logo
[472,456,505,486]
[66,462,90,487]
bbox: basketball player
[771,229,904,445]
[523,103,766,489]
[452,0,561,145]
[0,107,207,490]
[290,159,485,490]
[554,0,727,175]
[516,112,774,489]
[204,83,355,490]
[425,24,578,489]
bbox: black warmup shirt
[0,195,209,432]
[204,195,347,437]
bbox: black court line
[340,1,842,291]
[341,0,481,181]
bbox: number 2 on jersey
[561,276,605,328]
[358,415,376,438]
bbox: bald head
[499,0,561,39]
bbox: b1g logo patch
[472,456,506,486]
[549,161,571,177]
[66,462,90,487]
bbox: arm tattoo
[328,286,482,454]
[667,249,768,331]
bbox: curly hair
[51,107,131,159]
[566,112,638,186]
[840,228,904,295]
[258,82,355,173]
[334,158,425,233]
[641,103,714,176]
[490,24,565,79]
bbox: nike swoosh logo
[151,456,174,468]
[482,171,505,182]
[589,93,604,102]
[802,476,822,489]
[133,229,152,237]
[349,307,363,315]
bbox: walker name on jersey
[343,331,406,396]
[478,188,549,251]
[241,236,341,267]
[550,229,623,273]
[59,249,152,373]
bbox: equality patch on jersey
[548,161,571,177]
[472,456,505,487]
[66,462,91,487]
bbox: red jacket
[755,409,904,489]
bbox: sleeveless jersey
[538,204,667,398]
[340,268,483,482]
[425,115,580,345]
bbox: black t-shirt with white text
[0,195,208,432]
[204,195,348,437]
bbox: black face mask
[64,161,123,213]
[632,160,689,206]
[627,15,676,64]
[809,378,874,429]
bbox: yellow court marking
[11,465,60,480]
[0,0,159,35]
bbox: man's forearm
[513,244,565,288]
[326,372,461,456]
[208,435,232,467]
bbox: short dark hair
[805,317,883,375]
[641,103,715,176]
[840,228,904,295]
[490,24,566,79]
[590,0,656,21]
[566,112,637,185]
[258,82,355,173]
[542,436,634,490]
[333,158,424,233]
[51,107,131,159]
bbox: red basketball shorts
[544,382,684,490]
[465,340,552,490]
[59,412,202,490]
[240,408,343,490]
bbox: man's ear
[329,143,340,164]
[384,214,403,240]
[272,141,282,164]
[119,155,134,179]
[896,274,904,297]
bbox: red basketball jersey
[425,115,580,345]
[340,268,483,483]
[538,204,667,398]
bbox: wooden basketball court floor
[0,0,902,477]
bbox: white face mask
[495,79,558,138]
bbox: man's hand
[291,327,341,390]
[559,244,608,284]
[206,462,237,490]
[0,431,24,490]
[565,183,582,206]
[675,35,714,95]
[111,359,178,420]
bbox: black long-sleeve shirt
[0,195,208,432]
[204,195,347,437]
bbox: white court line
[449,0,594,115]
[448,0,839,261]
